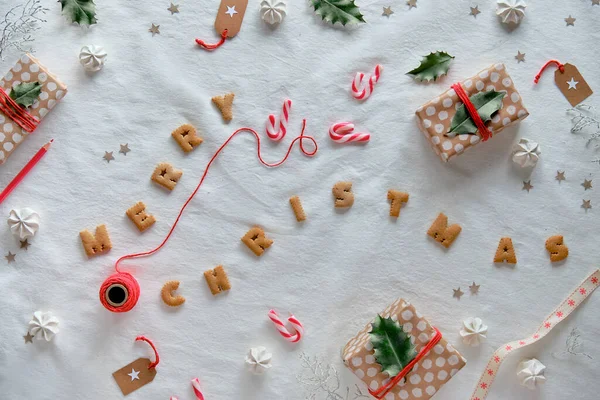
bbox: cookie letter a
[494,237,517,264]
[427,213,462,248]
[80,224,112,257]
[333,182,354,208]
[546,235,569,262]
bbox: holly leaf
[447,90,506,136]
[9,82,42,108]
[310,0,366,26]
[369,315,417,378]
[407,51,455,82]
[60,0,97,26]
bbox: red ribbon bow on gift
[451,83,493,142]
[368,327,443,400]
[0,87,39,133]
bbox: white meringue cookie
[7,208,40,240]
[79,45,107,72]
[517,358,546,390]
[245,346,272,374]
[28,311,59,341]
[260,0,287,25]
[512,138,541,168]
[496,0,527,25]
[459,317,488,347]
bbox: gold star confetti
[565,15,576,26]
[149,23,161,36]
[470,6,481,17]
[23,332,34,344]
[469,282,480,295]
[167,3,180,14]
[582,199,592,210]
[556,171,566,183]
[515,51,526,63]
[453,287,464,299]
[522,180,533,192]
[20,239,31,250]
[5,251,16,263]
[582,179,593,190]
[119,144,131,155]
[407,0,417,9]
[382,6,394,17]
[103,151,114,163]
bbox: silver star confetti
[523,180,534,192]
[565,15,576,26]
[582,199,592,210]
[469,282,480,295]
[556,171,566,182]
[582,179,593,190]
[149,23,160,36]
[453,287,464,299]
[103,151,114,163]
[382,6,394,17]
[470,6,481,17]
[5,251,16,263]
[20,239,31,250]
[119,144,131,155]
[515,51,526,63]
[167,3,179,14]
[23,332,34,343]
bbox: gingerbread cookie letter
[80,224,112,257]
[241,227,273,256]
[427,213,462,248]
[212,93,235,122]
[126,202,156,232]
[546,235,569,262]
[494,237,517,264]
[172,124,203,153]
[204,265,231,295]
[333,182,354,208]
[161,281,186,307]
[289,196,306,222]
[387,190,409,217]
[151,162,183,191]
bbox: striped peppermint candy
[191,378,205,400]
[352,65,383,101]
[266,99,292,141]
[268,309,304,343]
[329,122,370,144]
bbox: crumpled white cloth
[0,1,598,399]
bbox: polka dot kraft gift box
[0,54,67,165]
[342,298,466,400]
[415,64,528,162]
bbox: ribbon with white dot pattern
[471,269,600,400]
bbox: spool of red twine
[99,272,140,313]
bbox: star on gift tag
[469,282,480,295]
[215,0,248,38]
[20,239,31,250]
[582,179,593,190]
[382,6,394,17]
[23,332,34,343]
[522,180,533,192]
[555,64,593,106]
[149,23,160,36]
[565,15,576,26]
[167,3,180,14]
[515,51,526,63]
[567,78,579,90]
[225,5,238,17]
[453,287,464,299]
[113,358,156,396]
[470,6,481,17]
[5,251,15,263]
[103,151,114,163]
[119,144,131,155]
[407,0,417,9]
[582,199,592,210]
[556,171,566,183]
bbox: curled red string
[196,29,228,50]
[135,336,160,369]
[369,328,443,399]
[0,88,39,133]
[534,59,565,84]
[451,83,492,142]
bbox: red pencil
[0,139,53,204]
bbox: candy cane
[268,309,304,343]
[329,122,370,144]
[351,65,383,101]
[266,100,292,141]
[191,378,205,400]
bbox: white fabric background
[0,0,599,399]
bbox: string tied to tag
[534,60,565,83]
[135,336,160,369]
[369,327,442,399]
[451,82,492,142]
[196,29,228,51]
[0,87,39,133]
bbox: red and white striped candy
[329,122,370,144]
[351,65,383,101]
[268,309,304,343]
[191,378,205,400]
[266,99,292,141]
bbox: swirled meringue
[459,317,488,347]
[517,358,546,389]
[7,208,40,240]
[260,0,287,25]
[496,0,526,25]
[512,138,541,168]
[245,346,272,374]
[79,45,107,72]
[28,311,59,341]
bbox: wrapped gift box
[0,54,67,165]
[415,63,528,162]
[342,298,466,400]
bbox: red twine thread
[100,120,317,312]
[451,82,492,142]
[0,88,39,133]
[196,29,228,50]
[135,336,160,369]
[368,328,443,399]
[534,60,565,84]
